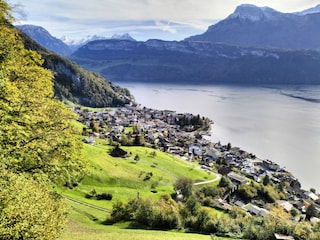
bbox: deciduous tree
[0,18,85,184]
[174,177,194,199]
[0,170,67,240]
[0,1,86,238]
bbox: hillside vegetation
[0,1,86,239]
[18,28,133,108]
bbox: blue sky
[10,0,320,41]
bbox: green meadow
[58,139,233,239]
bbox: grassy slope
[60,201,219,240]
[59,139,215,208]
[58,138,233,239]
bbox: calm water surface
[119,83,320,191]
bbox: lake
[118,83,320,191]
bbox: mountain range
[70,39,320,84]
[17,24,136,56]
[186,4,320,50]
[18,4,320,85]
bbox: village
[73,103,320,226]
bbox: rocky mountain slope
[17,25,72,56]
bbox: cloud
[14,0,320,23]
[12,0,320,41]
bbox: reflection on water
[119,83,320,191]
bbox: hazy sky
[11,0,320,41]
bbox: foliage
[109,145,128,157]
[0,1,87,238]
[0,170,67,240]
[306,204,317,220]
[174,114,211,131]
[62,138,320,240]
[109,196,182,230]
[0,26,86,183]
[262,174,271,186]
[237,184,258,201]
[218,176,233,189]
[134,154,140,162]
[201,185,221,198]
[185,196,201,215]
[174,177,194,199]
[85,189,113,201]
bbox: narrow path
[194,172,221,186]
[62,195,111,213]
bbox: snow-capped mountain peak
[111,33,136,41]
[228,4,280,21]
[60,33,136,49]
[60,35,107,46]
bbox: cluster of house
[212,144,320,222]
[74,104,210,150]
[73,104,320,226]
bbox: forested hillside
[18,29,133,107]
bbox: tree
[133,134,145,146]
[185,195,201,215]
[306,204,317,220]
[263,174,271,186]
[150,150,157,158]
[218,176,233,189]
[90,120,99,133]
[227,142,232,151]
[0,170,67,240]
[174,177,194,199]
[0,1,86,238]
[0,23,86,184]
[134,154,140,163]
[237,184,258,201]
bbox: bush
[202,185,220,197]
[86,190,113,200]
[143,172,153,181]
[96,193,113,200]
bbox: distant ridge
[70,39,320,85]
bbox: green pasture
[59,139,217,209]
[57,139,225,239]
